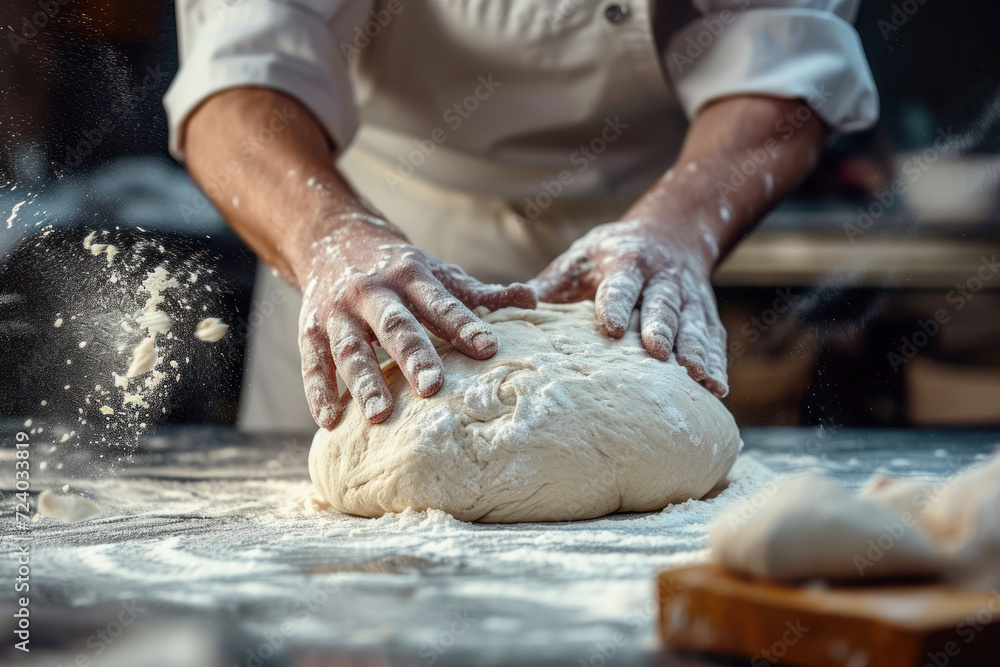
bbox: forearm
[183,88,381,288]
[624,95,830,269]
[184,89,539,427]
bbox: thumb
[529,257,593,303]
[434,264,537,311]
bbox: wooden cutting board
[658,563,1000,666]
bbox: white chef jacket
[163,0,879,433]
[165,0,878,201]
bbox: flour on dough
[309,301,742,523]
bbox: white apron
[163,0,878,430]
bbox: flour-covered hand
[530,220,728,398]
[297,214,536,428]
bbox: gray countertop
[1,424,997,667]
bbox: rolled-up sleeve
[164,0,371,161]
[666,0,879,133]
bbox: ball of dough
[921,452,1000,589]
[711,475,946,581]
[309,302,742,522]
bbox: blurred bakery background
[1,0,999,429]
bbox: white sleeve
[665,0,879,133]
[163,0,372,161]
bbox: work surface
[1,425,997,666]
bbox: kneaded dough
[711,475,945,581]
[920,452,1000,589]
[309,301,742,522]
[712,449,1000,588]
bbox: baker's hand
[530,219,728,397]
[297,213,536,428]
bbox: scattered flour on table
[299,456,776,578]
[4,444,775,657]
[16,453,776,606]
